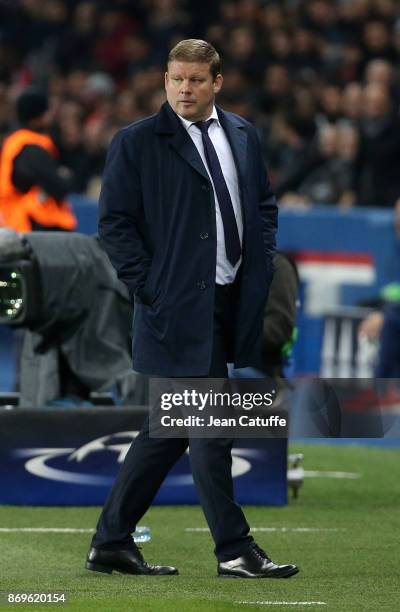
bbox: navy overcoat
[98,102,278,376]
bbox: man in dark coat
[355,83,400,207]
[87,39,299,579]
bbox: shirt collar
[177,106,220,131]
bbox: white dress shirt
[177,106,243,284]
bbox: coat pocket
[142,261,164,307]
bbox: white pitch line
[186,527,343,533]
[0,528,93,533]
[236,603,326,607]
[304,470,361,479]
[0,526,342,535]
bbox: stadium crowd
[1,0,400,207]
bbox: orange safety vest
[0,129,77,232]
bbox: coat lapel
[216,106,247,181]
[169,129,210,182]
[154,102,210,182]
[154,102,248,183]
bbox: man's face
[31,108,54,133]
[165,60,223,121]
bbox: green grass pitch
[1,443,399,611]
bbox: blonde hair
[168,39,221,79]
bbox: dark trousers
[92,281,254,561]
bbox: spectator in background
[0,87,77,232]
[92,5,136,78]
[365,58,394,88]
[260,64,293,117]
[335,123,359,206]
[146,0,192,62]
[266,112,310,187]
[1,0,400,205]
[336,42,363,83]
[364,58,400,107]
[53,94,100,190]
[394,16,400,57]
[317,82,343,124]
[358,195,400,376]
[268,28,293,68]
[261,252,299,379]
[225,26,264,83]
[355,83,400,207]
[361,18,397,66]
[277,123,357,207]
[56,1,98,72]
[290,27,322,76]
[304,0,339,39]
[341,82,364,123]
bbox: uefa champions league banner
[0,407,287,506]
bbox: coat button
[197,280,208,290]
[200,232,209,240]
[201,184,208,191]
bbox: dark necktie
[195,119,241,266]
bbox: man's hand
[358,311,384,340]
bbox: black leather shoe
[85,545,178,576]
[218,544,299,579]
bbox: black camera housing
[0,260,41,326]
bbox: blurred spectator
[92,5,136,77]
[265,112,310,187]
[341,82,364,122]
[146,0,192,62]
[365,58,393,87]
[225,26,264,82]
[0,87,77,232]
[277,123,357,207]
[336,42,363,83]
[57,1,98,71]
[362,18,397,65]
[358,192,400,376]
[291,27,322,76]
[317,83,343,123]
[260,64,293,117]
[355,83,400,206]
[364,58,400,107]
[359,310,384,343]
[0,0,399,206]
